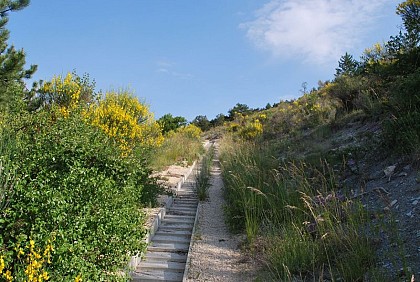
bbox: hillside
[197,2,419,280]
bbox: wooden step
[152,235,191,244]
[147,242,190,253]
[137,261,186,271]
[159,223,194,231]
[144,252,187,263]
[164,214,195,221]
[131,269,184,282]
[161,217,194,225]
[133,167,200,281]
[155,229,192,238]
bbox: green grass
[219,135,378,280]
[149,130,204,170]
[195,145,214,201]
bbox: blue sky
[8,0,401,121]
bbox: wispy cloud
[156,60,193,80]
[241,0,390,65]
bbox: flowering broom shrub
[174,124,202,139]
[225,113,264,140]
[87,91,163,154]
[32,72,96,115]
[33,74,163,154]
[0,236,54,282]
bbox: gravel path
[185,146,257,281]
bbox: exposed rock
[384,165,396,177]
[390,199,398,207]
[403,164,411,172]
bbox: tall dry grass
[219,136,377,280]
[149,125,204,170]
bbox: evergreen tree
[210,113,225,127]
[157,113,187,134]
[191,115,211,131]
[0,0,36,112]
[227,103,251,120]
[397,0,420,47]
[335,52,359,77]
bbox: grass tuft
[195,145,214,201]
[220,135,377,280]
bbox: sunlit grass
[195,145,214,201]
[149,128,204,170]
[219,135,378,280]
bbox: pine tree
[335,52,359,77]
[397,0,420,47]
[0,0,36,112]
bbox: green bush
[327,75,370,113]
[390,68,420,112]
[0,108,158,280]
[383,69,420,159]
[383,111,420,159]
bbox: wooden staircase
[131,179,198,281]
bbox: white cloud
[241,0,390,65]
[155,60,193,79]
[156,60,173,69]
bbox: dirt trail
[185,144,257,281]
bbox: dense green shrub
[390,68,420,112]
[327,75,370,113]
[383,111,420,158]
[0,108,158,280]
[157,113,187,134]
[382,68,420,159]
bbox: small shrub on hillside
[175,124,202,139]
[240,119,263,140]
[262,90,338,139]
[390,68,420,112]
[383,111,420,159]
[225,113,265,140]
[327,75,370,113]
[383,69,420,159]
